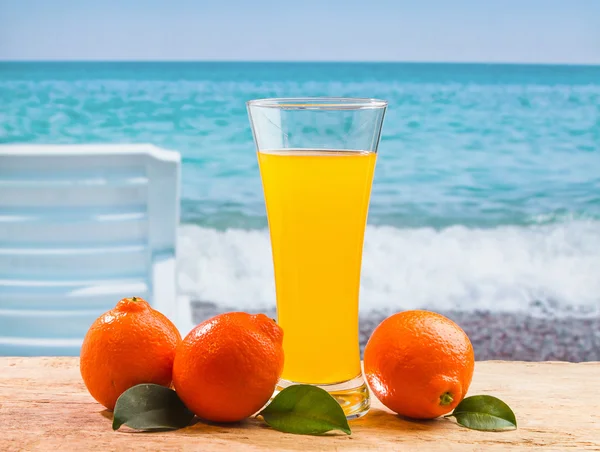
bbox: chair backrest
[0,144,180,356]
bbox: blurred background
[1,0,599,360]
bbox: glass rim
[247,97,388,110]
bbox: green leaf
[259,385,351,435]
[447,395,517,432]
[112,384,195,431]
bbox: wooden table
[1,358,599,451]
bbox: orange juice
[258,150,377,384]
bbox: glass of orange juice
[247,98,387,419]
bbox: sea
[1,62,599,318]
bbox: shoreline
[191,302,600,362]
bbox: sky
[0,0,599,64]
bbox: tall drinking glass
[247,98,387,419]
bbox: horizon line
[1,59,600,67]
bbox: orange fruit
[80,297,181,410]
[364,310,474,419]
[173,312,284,423]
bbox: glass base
[274,374,370,420]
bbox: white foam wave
[177,221,600,317]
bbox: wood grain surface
[1,358,599,451]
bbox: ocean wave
[177,220,600,317]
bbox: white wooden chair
[0,144,193,356]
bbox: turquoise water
[1,62,599,314]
